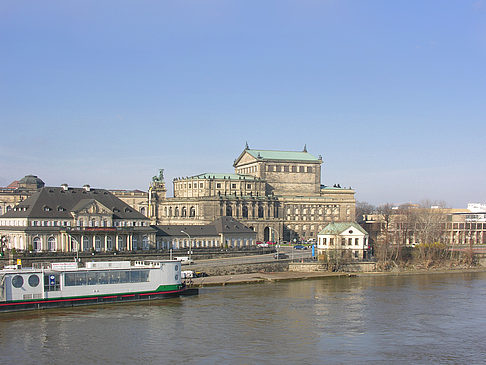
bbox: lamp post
[180,230,192,261]
[269,226,279,258]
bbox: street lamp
[269,227,280,258]
[180,230,192,261]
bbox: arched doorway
[264,227,270,242]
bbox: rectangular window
[232,183,236,188]
[299,166,305,172]
[284,166,289,172]
[330,238,334,246]
[355,238,359,246]
[276,166,281,172]
[200,183,203,188]
[292,166,297,172]
[348,238,352,246]
[217,183,221,188]
[247,184,251,189]
[307,166,313,173]
[323,238,327,244]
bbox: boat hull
[0,287,198,313]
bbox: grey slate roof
[154,217,254,237]
[0,187,148,220]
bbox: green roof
[246,149,320,162]
[186,173,258,181]
[318,222,368,236]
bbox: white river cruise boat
[0,260,196,312]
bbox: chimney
[61,184,68,191]
[83,184,91,192]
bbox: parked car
[194,271,209,278]
[274,253,289,259]
[256,242,269,247]
[175,256,194,265]
[294,245,308,250]
[181,270,194,279]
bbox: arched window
[133,236,138,250]
[33,237,41,251]
[6,205,12,212]
[258,206,264,218]
[142,236,149,250]
[0,206,2,215]
[118,236,125,250]
[140,207,146,216]
[107,236,113,250]
[175,207,179,217]
[182,207,187,217]
[95,236,102,251]
[242,205,248,218]
[226,205,232,217]
[164,207,168,217]
[47,237,56,251]
[168,207,172,217]
[189,207,196,217]
[83,236,90,251]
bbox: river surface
[1,272,486,364]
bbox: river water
[1,272,486,364]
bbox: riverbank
[189,266,486,287]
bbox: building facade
[317,222,369,260]
[154,217,257,250]
[151,146,356,242]
[0,175,45,216]
[0,185,155,253]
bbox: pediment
[234,150,258,167]
[71,199,112,216]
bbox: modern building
[317,222,369,260]
[362,204,486,248]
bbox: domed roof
[18,175,45,188]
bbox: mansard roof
[0,187,147,220]
[234,148,321,166]
[318,222,368,236]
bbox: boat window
[119,271,129,284]
[63,270,150,287]
[12,275,24,288]
[28,274,40,287]
[44,274,61,291]
[131,270,140,282]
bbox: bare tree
[374,203,395,267]
[355,201,376,223]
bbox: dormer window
[57,206,65,211]
[43,206,52,212]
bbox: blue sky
[1,0,485,208]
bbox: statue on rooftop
[152,169,165,183]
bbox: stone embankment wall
[289,261,376,272]
[193,262,289,276]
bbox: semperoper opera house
[140,145,356,243]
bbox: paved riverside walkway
[189,271,354,287]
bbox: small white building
[317,222,369,260]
